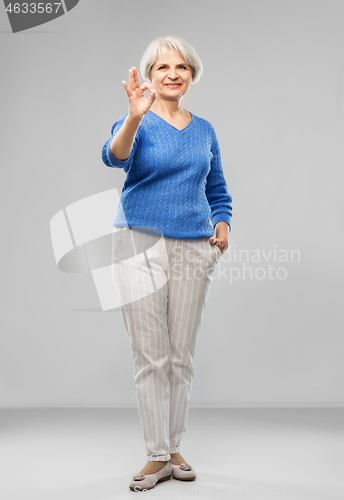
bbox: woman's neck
[150,98,187,119]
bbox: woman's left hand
[209,221,230,253]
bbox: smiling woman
[147,49,193,127]
[140,35,203,84]
[101,34,233,492]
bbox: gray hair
[140,35,203,84]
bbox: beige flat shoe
[129,461,172,491]
[170,462,196,481]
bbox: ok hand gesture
[122,67,156,121]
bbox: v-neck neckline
[148,109,193,133]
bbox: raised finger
[132,67,140,89]
[129,67,136,91]
[130,66,138,90]
[122,80,133,98]
[129,68,136,90]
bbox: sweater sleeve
[205,126,233,230]
[101,113,140,170]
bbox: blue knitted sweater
[101,110,233,239]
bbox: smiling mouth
[165,84,181,87]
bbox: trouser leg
[167,237,220,454]
[112,227,173,462]
[112,228,221,460]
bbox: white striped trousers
[112,226,222,461]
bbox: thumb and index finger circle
[141,82,155,93]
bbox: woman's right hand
[122,67,156,120]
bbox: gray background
[1,0,343,408]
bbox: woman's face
[149,48,193,101]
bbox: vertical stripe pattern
[112,227,221,461]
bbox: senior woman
[101,35,233,491]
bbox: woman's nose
[168,70,178,80]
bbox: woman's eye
[158,65,187,70]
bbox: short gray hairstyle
[140,35,203,84]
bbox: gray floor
[0,408,343,499]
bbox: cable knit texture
[101,110,233,239]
